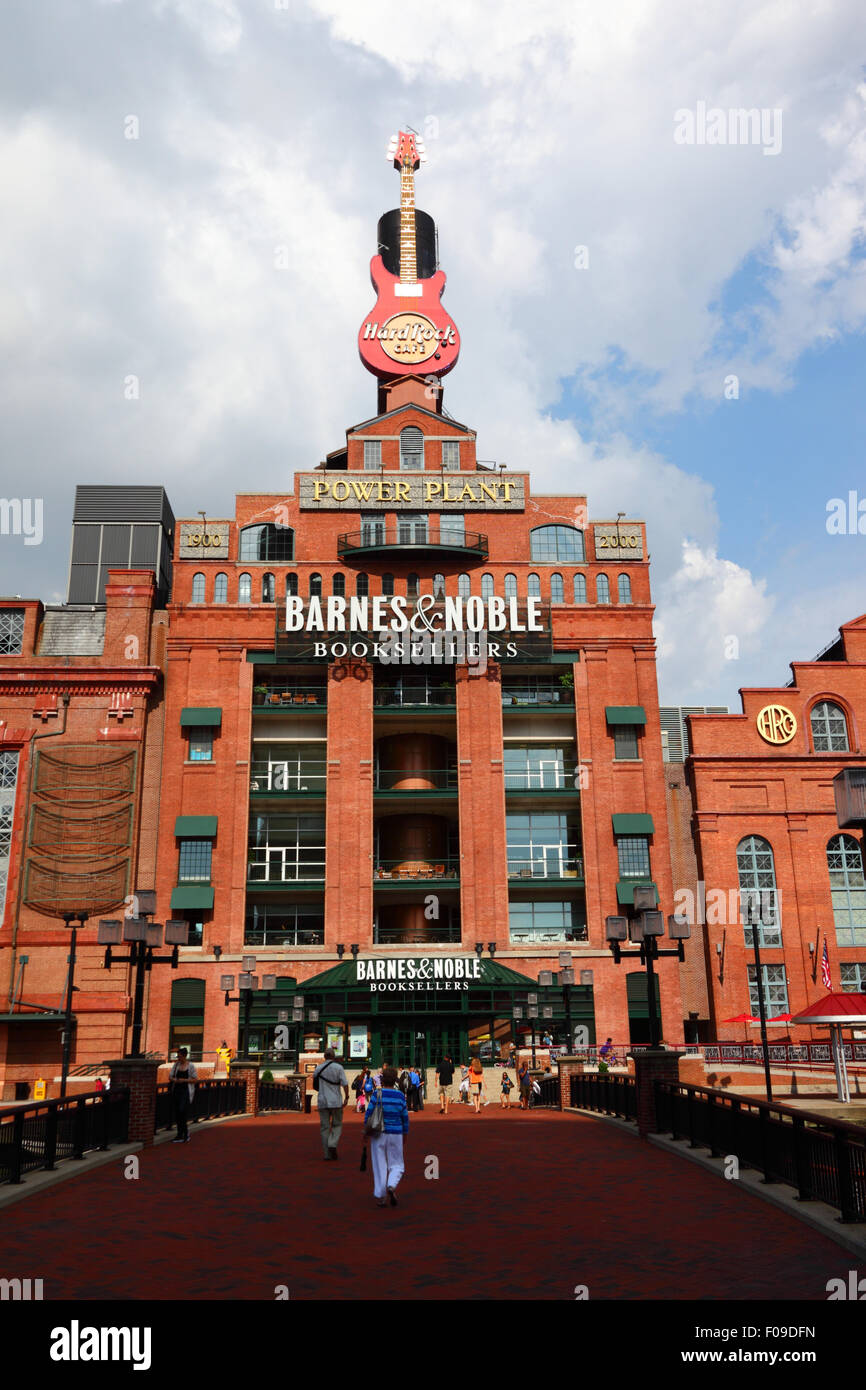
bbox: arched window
[332,573,345,597]
[262,573,275,603]
[827,834,866,945]
[618,573,632,603]
[382,573,394,596]
[527,573,541,599]
[481,573,494,599]
[285,573,298,597]
[214,573,228,604]
[504,574,517,600]
[530,525,585,563]
[238,523,294,563]
[400,427,424,470]
[550,573,564,604]
[458,573,471,598]
[309,573,322,598]
[736,836,781,947]
[810,700,849,752]
[573,573,586,603]
[596,574,610,604]
[407,573,419,598]
[433,573,446,598]
[238,573,252,604]
[356,573,369,598]
[191,573,206,604]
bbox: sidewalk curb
[564,1104,866,1259]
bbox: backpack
[313,1062,342,1093]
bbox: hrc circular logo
[756,704,797,745]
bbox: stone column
[106,1058,161,1148]
[631,1048,681,1137]
[231,1062,260,1116]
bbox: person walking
[435,1053,455,1114]
[500,1070,514,1109]
[518,1059,532,1111]
[313,1047,349,1161]
[170,1048,197,1143]
[458,1062,470,1104]
[366,1065,409,1207]
[468,1055,484,1113]
[407,1063,422,1112]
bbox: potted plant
[597,1060,609,1075]
[253,685,268,705]
[558,671,574,688]
[260,1068,274,1084]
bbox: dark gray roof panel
[73,486,175,530]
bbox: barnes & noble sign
[357,956,486,992]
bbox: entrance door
[378,1026,413,1069]
[427,1025,464,1066]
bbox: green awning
[612,813,654,835]
[605,706,647,725]
[171,885,215,911]
[616,880,658,906]
[174,815,218,837]
[180,707,222,727]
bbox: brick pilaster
[631,1048,681,1136]
[106,1057,161,1148]
[231,1062,260,1115]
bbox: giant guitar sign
[358,131,460,381]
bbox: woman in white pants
[366,1065,409,1207]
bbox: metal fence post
[834,1129,860,1223]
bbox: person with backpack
[312,1047,349,1161]
[352,1067,370,1113]
[468,1055,484,1113]
[364,1065,409,1207]
[500,1070,514,1109]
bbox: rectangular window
[748,964,789,1015]
[187,729,213,763]
[506,812,580,878]
[841,962,866,991]
[363,440,382,470]
[439,512,465,543]
[245,901,325,947]
[503,745,570,790]
[178,838,213,882]
[442,441,460,470]
[617,836,651,878]
[0,750,19,920]
[247,813,326,882]
[397,512,428,544]
[614,725,639,760]
[0,610,25,656]
[360,512,386,545]
[508,900,586,944]
[740,889,782,949]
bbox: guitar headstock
[386,130,427,171]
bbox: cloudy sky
[1,0,865,705]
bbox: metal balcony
[337,527,488,559]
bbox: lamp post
[221,956,279,1062]
[99,895,188,1058]
[60,911,88,1099]
[605,886,690,1049]
[743,892,774,1102]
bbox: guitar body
[358,255,461,380]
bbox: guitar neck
[399,164,417,283]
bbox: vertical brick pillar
[455,662,510,949]
[632,1048,681,1137]
[231,1063,260,1115]
[557,1056,584,1109]
[106,1058,161,1148]
[324,658,374,948]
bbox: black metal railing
[374,768,458,792]
[154,1079,247,1133]
[507,852,583,880]
[569,1072,638,1121]
[253,687,327,708]
[374,859,460,882]
[249,761,327,793]
[0,1089,130,1186]
[502,687,574,707]
[532,1077,562,1108]
[374,687,456,708]
[258,1079,303,1112]
[337,528,488,557]
[655,1082,866,1224]
[373,926,462,945]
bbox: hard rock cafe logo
[361,312,457,365]
[756,704,797,745]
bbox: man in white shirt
[313,1047,349,1161]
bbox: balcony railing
[502,687,574,707]
[244,925,325,947]
[374,859,460,882]
[373,925,462,945]
[253,686,327,709]
[375,686,456,708]
[374,767,458,792]
[249,761,327,794]
[504,767,580,792]
[247,850,326,883]
[507,851,583,880]
[510,925,589,944]
[337,528,488,558]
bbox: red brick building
[141,370,686,1074]
[685,616,866,1041]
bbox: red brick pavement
[0,1107,850,1300]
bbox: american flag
[821,938,832,991]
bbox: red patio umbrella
[722,1013,757,1023]
[791,992,866,1103]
